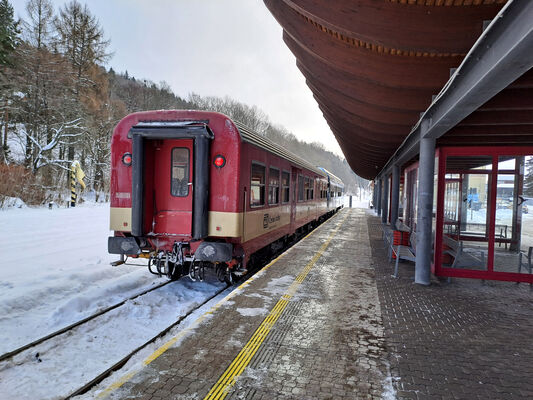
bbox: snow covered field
[0,202,226,399]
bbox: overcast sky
[10,0,343,156]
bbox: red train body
[108,110,344,280]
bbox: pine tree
[0,0,20,66]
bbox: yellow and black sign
[70,161,86,207]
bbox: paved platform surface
[98,209,533,400]
[367,215,533,400]
[100,208,392,399]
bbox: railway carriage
[108,110,343,281]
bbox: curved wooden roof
[263,0,523,179]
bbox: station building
[263,0,533,285]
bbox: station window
[282,171,290,203]
[251,163,265,207]
[298,175,304,201]
[268,167,280,205]
[171,148,189,197]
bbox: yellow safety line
[97,210,346,399]
[203,211,349,400]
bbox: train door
[291,167,299,226]
[152,139,194,235]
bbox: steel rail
[65,285,230,399]
[0,280,172,363]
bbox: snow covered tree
[0,0,20,162]
[54,0,110,162]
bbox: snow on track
[0,203,168,355]
[0,277,225,399]
[0,202,225,399]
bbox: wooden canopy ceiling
[264,0,533,179]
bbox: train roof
[234,121,327,178]
[318,167,344,188]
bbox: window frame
[298,174,305,202]
[268,166,280,205]
[282,170,290,204]
[250,161,266,208]
[170,147,190,197]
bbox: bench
[518,247,533,274]
[448,222,509,249]
[390,231,416,278]
[382,223,394,259]
[442,235,485,269]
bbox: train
[108,110,344,282]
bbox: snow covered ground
[0,202,226,399]
[0,202,167,355]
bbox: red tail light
[122,153,132,166]
[213,155,226,168]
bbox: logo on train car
[263,213,281,229]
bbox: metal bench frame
[518,247,533,274]
[390,231,416,278]
[442,235,485,269]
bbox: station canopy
[264,0,533,180]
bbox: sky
[10,0,344,156]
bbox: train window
[282,171,290,203]
[171,148,190,197]
[251,163,265,207]
[310,179,314,200]
[268,167,280,205]
[298,175,304,201]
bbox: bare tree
[23,0,54,49]
[54,0,110,89]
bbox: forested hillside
[0,0,367,206]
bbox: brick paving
[96,209,533,400]
[100,208,391,399]
[367,214,533,400]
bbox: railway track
[0,276,230,400]
[0,280,173,363]
[0,213,338,400]
[65,284,230,399]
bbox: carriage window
[282,171,290,203]
[251,163,265,207]
[310,179,314,200]
[171,148,189,197]
[298,175,304,201]
[268,167,280,205]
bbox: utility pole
[2,99,8,163]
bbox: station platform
[98,208,533,400]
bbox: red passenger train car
[108,110,344,281]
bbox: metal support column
[391,165,400,228]
[382,175,389,224]
[376,178,382,216]
[415,137,436,285]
